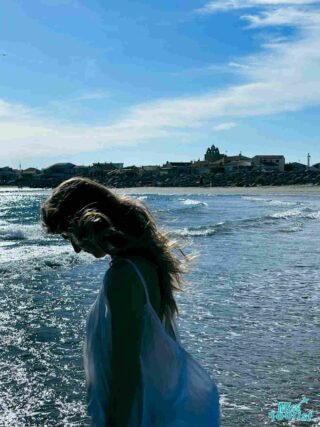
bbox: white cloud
[213,122,237,130]
[196,0,320,14]
[74,92,109,101]
[1,4,320,161]
[39,0,77,6]
[228,62,251,69]
[242,6,320,27]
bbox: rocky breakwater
[209,169,320,187]
[102,169,320,188]
[4,168,320,188]
[103,170,200,187]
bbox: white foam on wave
[270,208,303,219]
[179,228,214,237]
[219,394,251,411]
[242,196,297,206]
[305,210,320,219]
[266,200,297,206]
[0,228,25,240]
[0,243,93,275]
[280,224,303,233]
[181,199,208,207]
[270,208,320,220]
[175,222,226,237]
[242,196,267,202]
[0,223,46,241]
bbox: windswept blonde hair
[41,177,198,322]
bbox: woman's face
[61,232,107,258]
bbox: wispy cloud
[39,0,77,6]
[228,62,251,69]
[1,4,320,161]
[242,6,320,27]
[74,92,109,101]
[196,0,320,14]
[168,63,237,77]
[213,122,237,130]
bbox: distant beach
[119,184,320,195]
[2,183,320,195]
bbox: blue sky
[1,0,320,169]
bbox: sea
[0,185,319,427]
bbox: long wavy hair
[40,177,198,322]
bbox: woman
[41,177,220,426]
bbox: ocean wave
[157,199,209,214]
[180,199,208,207]
[170,207,318,237]
[0,228,26,240]
[0,244,94,277]
[242,196,298,206]
[170,222,229,237]
[279,225,303,233]
[0,224,47,242]
[268,207,318,220]
[266,200,298,206]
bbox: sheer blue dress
[84,257,220,426]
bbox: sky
[1,0,320,169]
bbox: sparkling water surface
[0,186,319,426]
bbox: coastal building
[110,163,123,170]
[120,166,139,176]
[252,155,285,172]
[225,154,252,164]
[73,165,89,176]
[159,167,174,176]
[89,162,120,179]
[0,166,18,183]
[43,162,77,178]
[207,154,252,173]
[163,161,192,175]
[210,158,226,171]
[21,167,42,178]
[190,160,211,175]
[140,165,160,172]
[164,161,191,168]
[225,160,252,173]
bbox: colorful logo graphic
[269,397,313,422]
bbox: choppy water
[0,186,319,426]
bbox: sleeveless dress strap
[121,258,178,342]
[122,258,151,306]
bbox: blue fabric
[84,257,220,426]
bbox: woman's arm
[105,261,146,427]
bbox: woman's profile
[40,177,220,426]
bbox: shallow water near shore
[0,186,319,426]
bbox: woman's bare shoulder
[105,258,146,315]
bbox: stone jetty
[6,168,320,188]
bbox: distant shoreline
[2,184,320,195]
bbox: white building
[252,155,285,172]
[225,160,252,173]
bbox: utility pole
[307,153,311,170]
